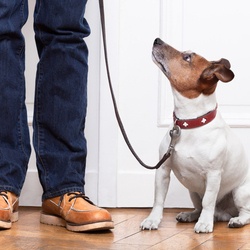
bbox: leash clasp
[170,125,181,138]
[168,125,181,152]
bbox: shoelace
[0,191,8,199]
[66,192,95,205]
[0,191,9,205]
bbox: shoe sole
[40,213,114,232]
[0,211,19,229]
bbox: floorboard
[1,207,250,250]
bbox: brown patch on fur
[152,39,234,99]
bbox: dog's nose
[154,38,163,46]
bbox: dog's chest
[170,150,209,192]
[164,127,227,192]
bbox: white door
[97,0,250,208]
[97,0,192,208]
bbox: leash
[98,0,180,170]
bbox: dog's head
[152,38,234,98]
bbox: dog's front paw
[194,221,214,233]
[176,210,200,223]
[140,217,161,230]
[228,217,245,228]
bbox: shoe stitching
[12,198,18,206]
[49,199,60,207]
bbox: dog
[140,38,250,233]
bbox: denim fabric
[0,0,90,200]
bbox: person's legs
[33,0,90,200]
[0,0,30,229]
[0,0,30,196]
[33,0,114,232]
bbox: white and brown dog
[141,38,250,233]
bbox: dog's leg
[140,164,171,230]
[176,191,202,222]
[229,176,250,228]
[214,192,237,222]
[194,170,221,233]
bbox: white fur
[141,89,250,233]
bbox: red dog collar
[173,106,217,129]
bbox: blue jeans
[0,0,90,200]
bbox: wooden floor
[1,207,250,250]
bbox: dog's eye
[183,53,192,62]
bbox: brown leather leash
[98,0,180,170]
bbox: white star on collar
[201,118,207,124]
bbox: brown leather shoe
[40,192,114,232]
[0,191,19,229]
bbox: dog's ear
[201,58,234,83]
[212,58,231,69]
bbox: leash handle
[98,0,174,170]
